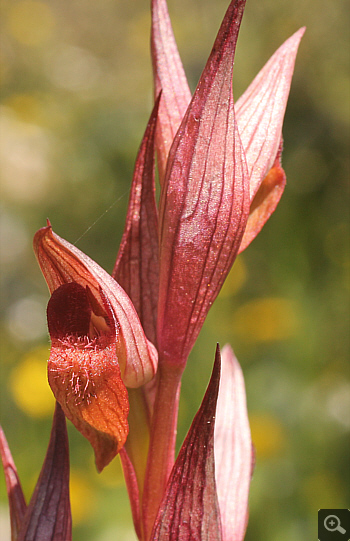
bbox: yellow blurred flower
[249,413,287,458]
[95,455,125,488]
[10,347,54,418]
[6,1,55,47]
[302,471,346,511]
[233,297,298,342]
[70,470,96,524]
[5,94,43,124]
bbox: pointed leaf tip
[151,345,222,540]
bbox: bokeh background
[0,0,349,539]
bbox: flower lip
[34,224,158,388]
[47,282,113,346]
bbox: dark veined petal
[151,346,222,541]
[18,402,72,541]
[151,0,192,182]
[157,0,249,366]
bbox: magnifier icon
[324,515,346,534]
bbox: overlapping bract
[153,0,304,366]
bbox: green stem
[141,361,184,540]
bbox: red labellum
[47,282,129,471]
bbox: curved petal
[236,27,305,199]
[34,225,158,388]
[214,345,253,541]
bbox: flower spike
[157,0,250,366]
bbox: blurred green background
[0,0,349,540]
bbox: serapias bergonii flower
[33,224,158,471]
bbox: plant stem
[141,361,184,540]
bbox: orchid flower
[33,224,158,471]
[1,0,304,539]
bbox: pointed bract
[0,426,27,541]
[34,225,157,388]
[18,402,72,541]
[157,0,249,366]
[113,96,160,346]
[236,28,305,199]
[151,0,192,183]
[214,345,253,541]
[151,346,222,541]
